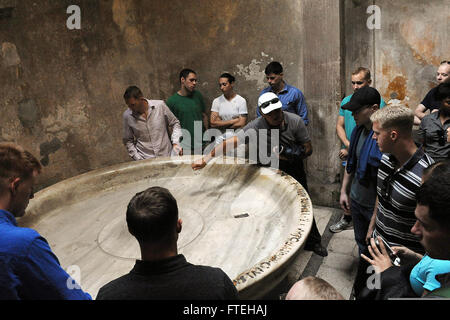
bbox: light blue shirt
[410,255,450,296]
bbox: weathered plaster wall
[344,0,449,112]
[0,0,315,192]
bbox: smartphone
[373,235,401,266]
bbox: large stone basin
[19,156,313,299]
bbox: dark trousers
[349,199,375,298]
[279,160,322,246]
[350,199,374,256]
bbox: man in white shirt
[122,86,182,160]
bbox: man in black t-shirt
[96,187,238,300]
[414,61,450,125]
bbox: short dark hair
[265,61,283,75]
[423,160,450,182]
[126,186,179,243]
[417,169,450,231]
[123,86,143,101]
[434,82,450,102]
[180,68,196,81]
[219,73,235,83]
[0,143,42,191]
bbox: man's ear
[176,219,182,234]
[390,129,399,141]
[9,177,21,196]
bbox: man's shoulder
[96,273,134,300]
[284,110,304,124]
[0,225,42,257]
[285,83,303,95]
[260,86,272,95]
[123,108,132,118]
[234,94,246,103]
[421,111,439,123]
[166,93,181,104]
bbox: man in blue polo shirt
[257,61,309,126]
[0,143,91,300]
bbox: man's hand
[365,226,374,246]
[361,237,393,274]
[173,143,183,156]
[391,246,422,265]
[191,157,206,171]
[339,148,348,160]
[339,192,350,214]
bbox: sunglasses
[438,129,447,146]
[352,81,365,85]
[260,97,280,110]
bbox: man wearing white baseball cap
[192,92,328,256]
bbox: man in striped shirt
[368,105,435,254]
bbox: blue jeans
[350,199,374,256]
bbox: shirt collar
[268,82,289,94]
[131,99,153,119]
[131,254,188,275]
[387,146,424,172]
[0,209,18,227]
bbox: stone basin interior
[19,156,313,299]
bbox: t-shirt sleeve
[239,97,248,115]
[294,117,310,144]
[423,260,450,292]
[211,98,219,113]
[421,88,435,110]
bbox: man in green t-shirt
[167,69,209,154]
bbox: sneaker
[329,216,353,233]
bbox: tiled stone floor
[264,205,359,300]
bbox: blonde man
[286,276,344,300]
[368,105,435,255]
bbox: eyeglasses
[260,98,279,110]
[438,129,446,146]
[352,81,365,85]
[266,76,277,80]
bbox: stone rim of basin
[19,155,313,298]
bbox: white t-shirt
[211,94,247,121]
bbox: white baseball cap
[258,92,282,115]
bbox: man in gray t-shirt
[192,92,328,257]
